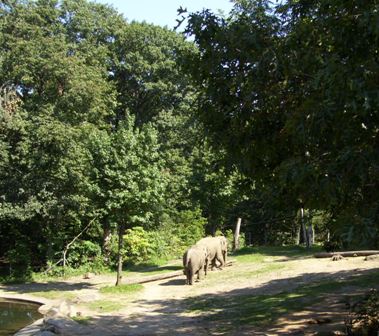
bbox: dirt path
[1,255,379,335]
[82,255,379,335]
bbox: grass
[184,268,379,332]
[234,245,322,261]
[99,283,144,294]
[30,290,77,300]
[85,300,124,313]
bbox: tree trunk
[116,222,125,286]
[314,251,379,258]
[295,225,301,245]
[233,217,241,251]
[308,222,314,246]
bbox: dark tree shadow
[159,278,185,286]
[0,281,96,294]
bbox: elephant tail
[183,249,192,268]
[185,249,192,268]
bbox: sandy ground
[1,254,379,335]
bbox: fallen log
[314,251,379,258]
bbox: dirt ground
[1,254,379,335]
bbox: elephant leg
[184,268,188,285]
[189,269,194,285]
[204,259,208,276]
[216,252,224,269]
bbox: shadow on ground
[126,264,182,274]
[0,281,96,294]
[87,267,378,336]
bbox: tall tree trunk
[233,217,242,251]
[308,222,314,246]
[116,222,125,286]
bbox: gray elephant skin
[196,236,226,270]
[183,245,208,285]
[218,236,228,265]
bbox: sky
[94,0,234,29]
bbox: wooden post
[233,217,242,251]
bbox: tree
[86,116,165,285]
[181,0,379,248]
[111,22,196,127]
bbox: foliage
[66,240,103,269]
[145,209,207,262]
[0,0,200,274]
[122,227,151,265]
[1,0,377,275]
[6,241,32,279]
[181,0,379,248]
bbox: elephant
[183,244,208,285]
[196,236,225,270]
[217,235,228,266]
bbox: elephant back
[196,237,221,259]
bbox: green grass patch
[99,283,143,294]
[234,252,266,264]
[185,269,379,332]
[31,290,77,300]
[85,300,124,313]
[234,245,322,260]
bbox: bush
[122,227,151,265]
[323,239,342,252]
[6,241,32,280]
[174,209,206,247]
[66,240,105,271]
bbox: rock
[44,317,105,336]
[44,307,60,318]
[40,331,57,336]
[38,304,52,315]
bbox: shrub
[6,241,32,279]
[66,240,105,271]
[122,227,151,265]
